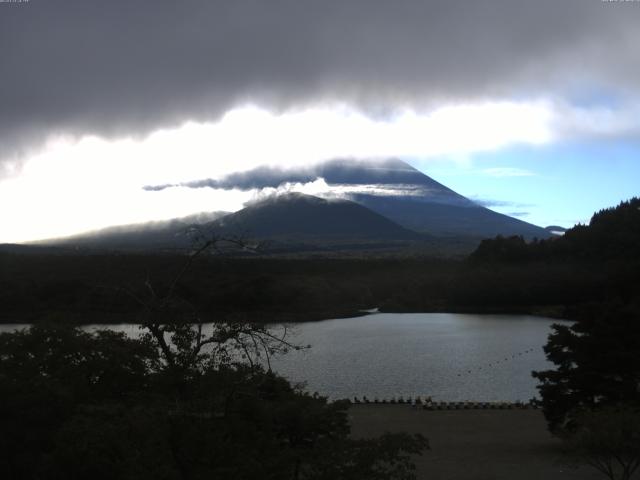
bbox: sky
[1,0,639,242]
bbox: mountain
[35,195,423,253]
[208,193,422,245]
[40,211,229,251]
[32,158,550,253]
[166,158,550,239]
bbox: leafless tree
[120,234,306,373]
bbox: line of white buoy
[349,396,538,410]
[455,348,538,378]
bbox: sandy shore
[349,405,601,480]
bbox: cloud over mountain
[2,0,640,163]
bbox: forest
[2,199,638,325]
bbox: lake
[0,313,567,402]
[269,313,566,402]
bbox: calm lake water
[0,313,568,402]
[270,313,566,402]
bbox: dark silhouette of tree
[470,235,532,263]
[563,406,640,480]
[532,302,640,433]
[0,325,158,479]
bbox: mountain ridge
[148,158,549,239]
[208,192,423,243]
[28,158,551,253]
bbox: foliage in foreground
[0,324,427,480]
[532,302,640,433]
[563,406,640,480]
[533,300,640,479]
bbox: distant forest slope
[466,197,640,318]
[37,211,229,251]
[0,254,578,323]
[471,197,640,262]
[1,199,637,324]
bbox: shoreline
[0,305,571,325]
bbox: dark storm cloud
[1,0,639,165]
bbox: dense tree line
[471,197,640,263]
[1,253,630,324]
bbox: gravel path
[349,406,603,480]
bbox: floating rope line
[347,347,542,409]
[349,396,539,410]
[454,348,538,378]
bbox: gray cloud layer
[2,0,639,162]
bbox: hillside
[35,211,229,251]
[208,192,423,245]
